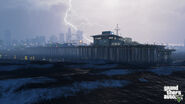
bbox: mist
[0,0,67,40]
[72,0,185,44]
[0,0,185,44]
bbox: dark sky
[0,0,185,45]
[0,0,67,40]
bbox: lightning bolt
[64,0,78,31]
[64,0,95,43]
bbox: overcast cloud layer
[0,0,67,40]
[0,0,185,44]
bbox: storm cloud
[72,0,185,44]
[0,0,67,40]
[0,0,185,44]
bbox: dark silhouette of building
[76,30,83,42]
[92,31,139,46]
[66,28,72,43]
[49,35,58,43]
[8,30,175,65]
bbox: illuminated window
[25,56,28,61]
[112,43,121,46]
[95,37,101,40]
[109,37,114,39]
[119,38,123,41]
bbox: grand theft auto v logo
[164,85,183,103]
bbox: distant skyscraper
[66,28,72,43]
[76,30,83,42]
[35,36,46,46]
[59,33,65,43]
[49,35,58,43]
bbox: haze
[0,0,185,44]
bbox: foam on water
[150,67,185,75]
[68,64,118,69]
[0,78,129,104]
[0,64,53,71]
[99,69,131,76]
[139,78,148,82]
